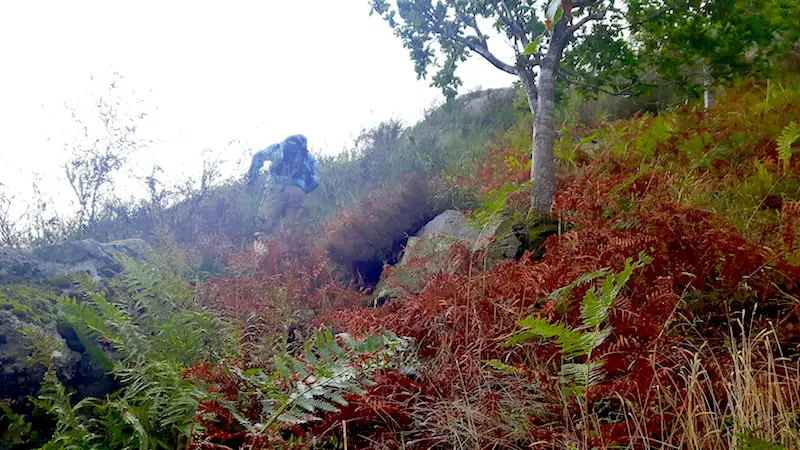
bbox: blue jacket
[246,135,320,193]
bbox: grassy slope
[6,76,800,449]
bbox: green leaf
[517,316,571,337]
[546,0,563,25]
[554,7,564,26]
[548,267,610,303]
[580,287,612,330]
[523,34,544,55]
[753,160,773,185]
[484,360,518,373]
[503,330,542,347]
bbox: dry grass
[621,310,800,450]
[408,309,800,450]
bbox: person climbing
[246,134,320,234]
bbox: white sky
[0,1,517,221]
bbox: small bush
[323,174,445,285]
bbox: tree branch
[557,70,636,96]
[571,0,603,9]
[497,0,530,48]
[458,35,519,75]
[569,10,604,34]
[418,4,519,76]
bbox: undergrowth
[5,73,800,450]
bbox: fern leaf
[274,357,292,381]
[777,121,800,171]
[338,332,358,350]
[121,409,149,450]
[560,361,606,387]
[275,410,309,425]
[310,398,338,413]
[503,330,540,347]
[777,121,800,161]
[579,329,612,354]
[291,359,309,380]
[512,317,595,357]
[351,383,370,393]
[484,360,519,373]
[326,391,349,406]
[547,268,611,302]
[304,351,319,367]
[579,287,613,330]
[517,316,571,337]
[294,396,318,413]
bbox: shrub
[198,221,365,368]
[322,174,445,286]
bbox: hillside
[2,75,800,450]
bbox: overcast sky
[0,1,517,221]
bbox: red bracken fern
[318,150,800,447]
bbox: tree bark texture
[530,22,569,215]
[518,67,538,116]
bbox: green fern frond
[581,253,651,330]
[34,370,98,449]
[547,268,611,303]
[39,257,231,449]
[229,328,418,432]
[509,254,651,404]
[777,121,800,171]
[511,317,600,358]
[325,391,349,406]
[560,361,606,387]
[291,359,310,380]
[579,288,612,330]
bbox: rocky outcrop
[460,87,518,120]
[372,210,523,305]
[0,238,150,416]
[0,238,151,284]
[0,305,77,407]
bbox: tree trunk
[702,62,714,110]
[518,68,538,116]
[530,22,569,214]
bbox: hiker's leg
[282,185,308,221]
[258,185,289,234]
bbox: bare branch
[457,35,520,75]
[415,4,520,76]
[569,10,604,34]
[456,7,526,72]
[557,69,636,96]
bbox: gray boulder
[0,238,149,416]
[373,210,522,305]
[0,238,151,284]
[418,209,523,261]
[460,87,518,120]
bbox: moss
[0,284,60,325]
[521,213,560,259]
